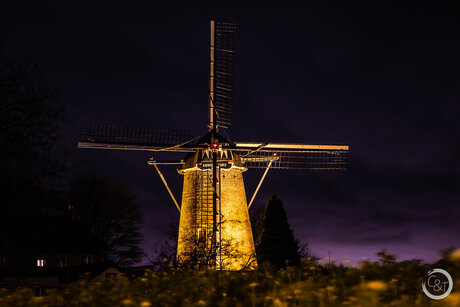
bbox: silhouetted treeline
[0,49,143,267]
[0,51,65,215]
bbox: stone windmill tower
[78,21,349,270]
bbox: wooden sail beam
[78,141,195,152]
[234,142,349,151]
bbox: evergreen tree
[256,195,301,268]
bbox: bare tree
[149,220,256,271]
[69,174,143,267]
[176,235,256,270]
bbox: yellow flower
[140,301,152,307]
[272,298,286,307]
[449,248,460,261]
[366,281,387,291]
[444,292,460,306]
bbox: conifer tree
[256,195,301,268]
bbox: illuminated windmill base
[177,149,256,270]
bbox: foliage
[1,249,460,306]
[256,195,301,268]
[376,249,397,266]
[68,174,144,267]
[151,219,256,270]
[148,219,178,270]
[177,236,256,270]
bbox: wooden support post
[152,162,180,212]
[248,160,273,209]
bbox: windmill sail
[232,142,349,170]
[209,21,236,129]
[78,122,196,152]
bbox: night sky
[1,1,459,265]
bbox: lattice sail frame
[232,142,349,170]
[78,122,195,152]
[238,150,348,170]
[209,21,236,129]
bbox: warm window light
[84,255,94,264]
[58,259,68,267]
[197,228,207,242]
[37,257,46,267]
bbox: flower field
[1,252,459,307]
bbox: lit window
[84,255,94,264]
[197,228,207,242]
[58,259,68,267]
[37,257,46,267]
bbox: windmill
[78,21,349,270]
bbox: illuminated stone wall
[220,168,257,270]
[177,167,257,270]
[176,170,197,261]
